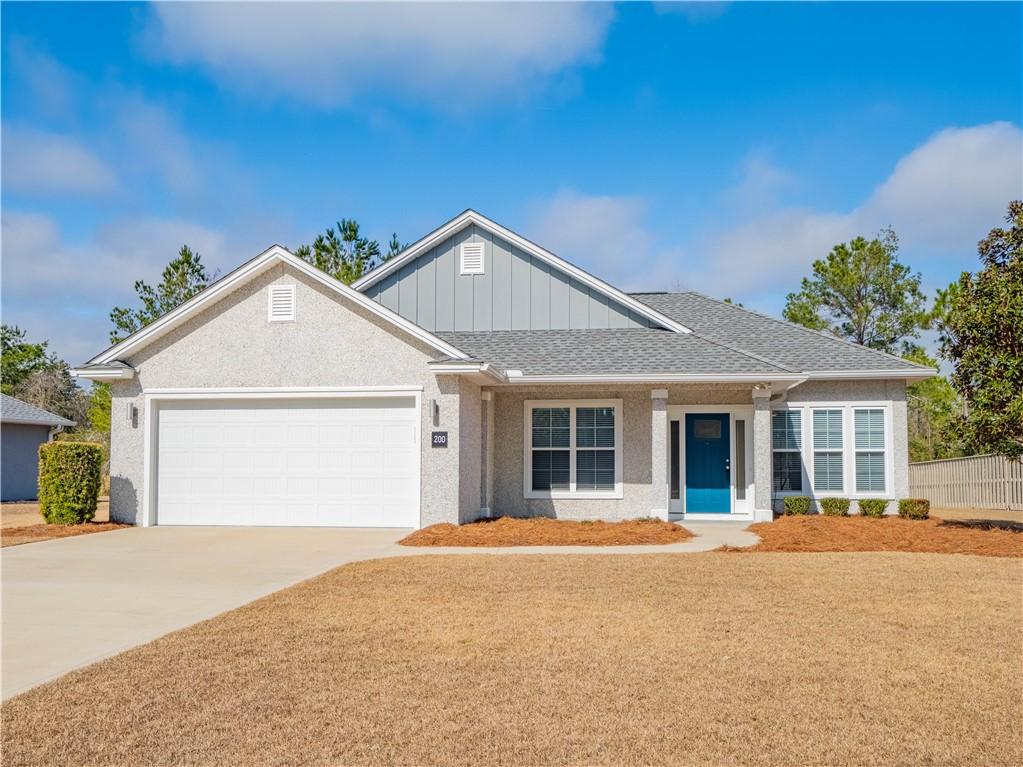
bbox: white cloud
[5,38,78,120]
[2,126,118,197]
[1,211,232,363]
[690,122,1023,293]
[654,2,731,23]
[144,3,614,108]
[525,190,681,290]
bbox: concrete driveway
[2,521,756,700]
[1,526,412,699]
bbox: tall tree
[903,347,963,462]
[295,219,382,284]
[940,200,1023,459]
[385,233,407,261]
[1,325,50,394]
[783,228,928,354]
[109,246,213,342]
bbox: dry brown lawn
[400,515,692,546]
[729,514,1023,557]
[931,506,1023,524]
[4,553,1021,767]
[0,499,124,547]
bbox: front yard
[0,499,126,547]
[3,552,1020,767]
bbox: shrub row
[38,442,103,525]
[782,496,930,519]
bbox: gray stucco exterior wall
[364,224,652,332]
[1,423,51,501]
[108,263,479,527]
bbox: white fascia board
[804,369,937,381]
[429,361,507,382]
[2,417,74,427]
[500,372,805,384]
[353,210,692,335]
[87,246,470,365]
[70,366,136,381]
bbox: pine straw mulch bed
[400,516,692,546]
[721,514,1023,558]
[0,522,129,548]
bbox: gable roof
[352,209,692,335]
[631,292,934,376]
[433,328,799,381]
[82,245,471,367]
[0,394,74,427]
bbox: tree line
[3,204,1020,465]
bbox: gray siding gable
[364,224,653,332]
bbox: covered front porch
[477,382,790,524]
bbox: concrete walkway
[1,521,756,699]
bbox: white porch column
[752,385,773,521]
[650,389,669,520]
[481,391,494,517]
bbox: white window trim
[771,408,806,496]
[772,402,892,499]
[523,399,623,500]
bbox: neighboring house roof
[0,394,74,427]
[352,209,692,335]
[433,329,799,380]
[631,292,933,377]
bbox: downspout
[47,424,65,442]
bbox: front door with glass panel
[684,413,731,513]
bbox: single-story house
[72,210,934,528]
[1,394,75,501]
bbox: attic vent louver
[268,284,296,322]
[460,242,485,275]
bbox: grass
[3,553,1020,767]
[728,514,1023,557]
[0,499,125,547]
[400,516,693,546]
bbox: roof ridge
[637,290,933,371]
[688,331,799,374]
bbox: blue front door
[684,413,731,513]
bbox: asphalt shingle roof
[631,292,930,373]
[435,329,794,376]
[0,394,75,427]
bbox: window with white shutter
[812,409,844,492]
[268,284,296,322]
[854,408,886,492]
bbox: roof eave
[498,372,805,385]
[803,368,937,381]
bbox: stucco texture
[108,263,480,527]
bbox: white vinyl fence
[910,454,1023,510]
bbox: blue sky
[3,1,1021,365]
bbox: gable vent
[460,242,485,275]
[268,284,296,322]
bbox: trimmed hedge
[898,498,931,520]
[820,497,851,516]
[784,496,811,515]
[858,499,889,518]
[38,442,103,525]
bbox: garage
[154,396,420,527]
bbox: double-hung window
[812,409,844,492]
[772,410,802,492]
[854,408,887,493]
[525,400,622,498]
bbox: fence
[909,454,1023,510]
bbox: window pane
[532,407,569,448]
[577,406,614,449]
[856,452,885,492]
[854,409,885,450]
[694,419,722,439]
[773,452,802,492]
[670,420,680,500]
[735,420,746,500]
[813,409,843,450]
[814,451,843,492]
[532,449,570,491]
[772,411,801,450]
[577,450,615,490]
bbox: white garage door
[155,397,420,527]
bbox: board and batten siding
[364,224,653,332]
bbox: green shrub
[820,497,851,516]
[784,496,811,515]
[858,499,889,518]
[38,442,103,525]
[898,498,930,520]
